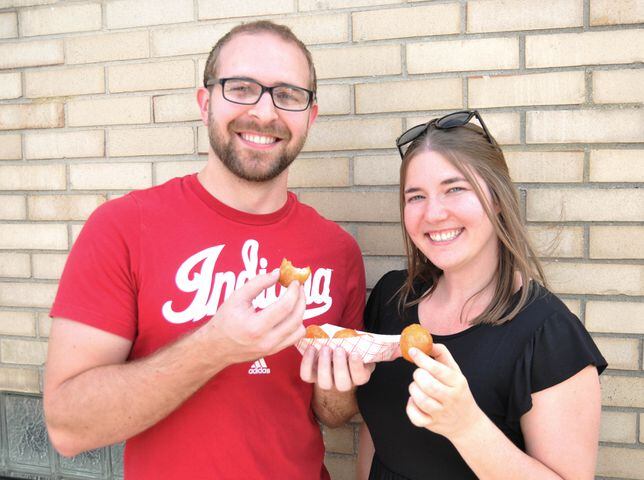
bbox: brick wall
[0,0,642,478]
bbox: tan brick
[322,424,353,454]
[526,225,584,258]
[0,103,63,131]
[68,97,150,127]
[468,0,582,33]
[299,0,401,10]
[356,78,462,114]
[544,263,643,296]
[641,415,644,443]
[153,94,199,123]
[37,312,51,338]
[317,84,351,116]
[526,30,644,68]
[304,118,401,152]
[0,366,39,393]
[198,0,292,20]
[0,311,36,337]
[589,149,644,182]
[324,455,355,480]
[0,39,63,69]
[0,164,66,191]
[32,252,67,280]
[70,162,152,190]
[299,191,399,222]
[151,22,238,57]
[591,0,644,26]
[107,0,194,29]
[0,282,58,308]
[601,375,644,408]
[469,71,585,108]
[0,12,18,39]
[20,3,101,37]
[110,127,194,157]
[155,160,204,185]
[289,157,349,187]
[25,130,104,160]
[587,301,644,334]
[527,109,643,144]
[0,223,67,250]
[561,299,581,317]
[28,194,105,221]
[354,155,399,186]
[526,188,643,222]
[0,195,26,220]
[405,111,521,145]
[1,339,47,365]
[66,31,149,65]
[356,225,404,255]
[198,125,209,153]
[593,69,644,104]
[0,72,21,99]
[353,4,460,41]
[506,151,584,183]
[0,0,56,6]
[109,60,194,93]
[0,134,21,160]
[590,226,644,260]
[25,66,104,98]
[365,256,406,288]
[0,252,30,278]
[599,411,637,443]
[312,45,401,79]
[408,37,519,74]
[280,14,349,45]
[593,337,639,371]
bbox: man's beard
[208,115,307,183]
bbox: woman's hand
[405,343,485,441]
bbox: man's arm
[44,272,306,456]
[300,345,374,427]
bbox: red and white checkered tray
[295,323,401,363]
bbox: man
[44,21,372,479]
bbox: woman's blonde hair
[399,122,546,325]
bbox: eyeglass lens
[222,78,310,111]
[435,111,474,129]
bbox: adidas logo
[248,357,271,375]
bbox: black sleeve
[506,310,607,423]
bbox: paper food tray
[295,323,401,363]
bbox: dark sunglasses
[396,110,495,159]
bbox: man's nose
[247,91,279,122]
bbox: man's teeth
[241,133,277,145]
[429,229,462,242]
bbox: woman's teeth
[428,229,462,242]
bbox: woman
[356,110,606,479]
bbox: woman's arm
[357,422,375,480]
[406,345,601,480]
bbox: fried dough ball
[278,258,311,287]
[305,325,329,339]
[400,323,433,362]
[332,328,360,339]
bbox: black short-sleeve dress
[356,270,607,480]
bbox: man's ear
[196,87,210,125]
[307,101,318,129]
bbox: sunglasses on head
[396,110,495,159]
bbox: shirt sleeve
[50,194,140,340]
[506,310,607,423]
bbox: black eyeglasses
[205,77,315,112]
[396,110,495,159]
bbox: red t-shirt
[51,174,366,480]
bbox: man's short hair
[203,21,317,94]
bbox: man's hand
[198,270,307,365]
[300,345,374,391]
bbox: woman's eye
[406,195,424,203]
[447,186,464,193]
